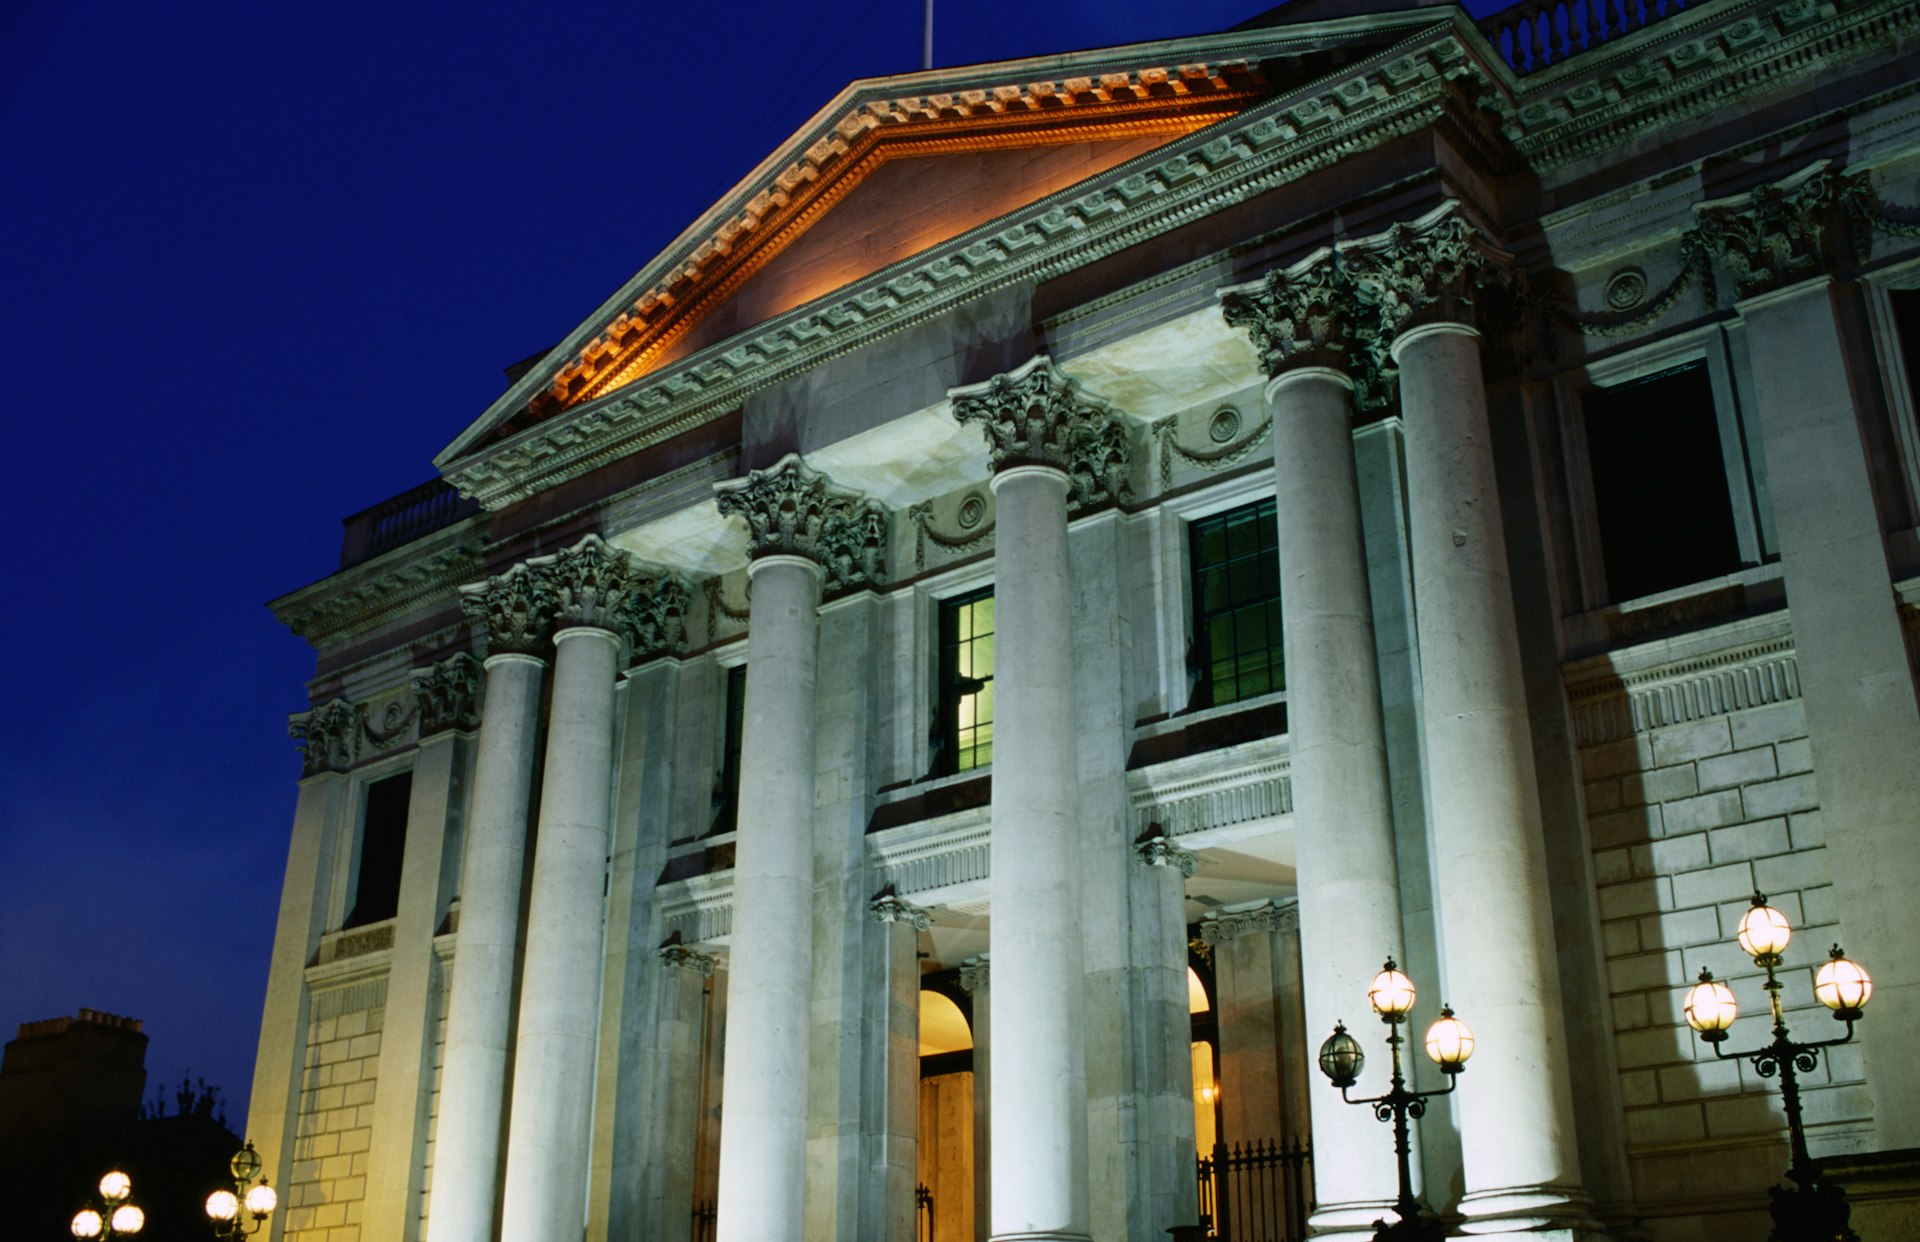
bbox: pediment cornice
[441,16,1497,509]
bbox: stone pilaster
[501,536,635,1242]
[866,891,928,1241]
[1220,252,1410,1234]
[951,356,1112,1242]
[960,955,992,1242]
[1377,207,1599,1238]
[642,941,715,1242]
[431,569,557,1242]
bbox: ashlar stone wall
[285,979,386,1242]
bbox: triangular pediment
[438,12,1455,473]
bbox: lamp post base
[1373,1208,1447,1242]
[1768,1175,1858,1242]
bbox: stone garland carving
[906,496,996,571]
[359,697,420,749]
[529,535,637,632]
[714,455,889,593]
[948,357,1134,509]
[459,561,558,656]
[703,576,750,642]
[958,954,990,993]
[1134,829,1199,878]
[869,888,934,931]
[1150,407,1275,489]
[413,652,484,735]
[290,698,359,777]
[619,573,690,664]
[657,941,717,976]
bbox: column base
[1457,1184,1607,1238]
[991,1233,1094,1241]
[1310,1199,1409,1237]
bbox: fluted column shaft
[989,464,1090,1242]
[499,626,623,1242]
[1266,365,1407,1232]
[431,652,545,1242]
[1394,321,1591,1234]
[716,553,823,1242]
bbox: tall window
[937,589,995,773]
[1893,288,1920,411]
[1189,498,1284,709]
[345,771,411,927]
[1584,362,1745,602]
[711,664,747,834]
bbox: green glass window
[938,589,995,773]
[712,664,747,834]
[1188,498,1283,708]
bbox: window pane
[940,589,996,774]
[1189,499,1284,708]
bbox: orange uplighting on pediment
[513,62,1267,430]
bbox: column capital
[869,888,933,931]
[459,561,558,656]
[1197,899,1298,945]
[525,534,636,633]
[1343,203,1514,342]
[412,652,484,736]
[714,454,888,593]
[618,572,690,666]
[948,355,1132,508]
[1219,253,1393,409]
[1133,829,1198,877]
[657,941,717,977]
[958,953,990,993]
[289,698,358,777]
[1696,160,1846,302]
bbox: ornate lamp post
[70,1170,145,1238]
[204,1140,279,1239]
[1683,892,1873,1242]
[1317,958,1474,1242]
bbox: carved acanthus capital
[1344,205,1513,341]
[1134,831,1198,878]
[949,356,1133,508]
[459,562,557,656]
[869,888,933,932]
[1695,162,1842,301]
[958,954,990,993]
[619,573,690,664]
[290,698,359,777]
[714,455,888,592]
[1220,254,1402,409]
[1198,899,1297,945]
[657,942,716,976]
[527,535,636,632]
[413,653,484,735]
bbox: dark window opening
[1188,499,1284,709]
[1893,289,1920,413]
[935,588,995,775]
[710,664,748,835]
[346,771,411,927]
[1584,362,1745,603]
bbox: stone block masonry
[285,983,385,1242]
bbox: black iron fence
[1196,1138,1312,1242]
[691,1198,716,1242]
[916,1182,934,1242]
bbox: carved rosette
[1134,831,1199,878]
[619,573,690,665]
[459,562,558,656]
[948,356,1133,508]
[869,889,933,931]
[958,954,990,993]
[1695,163,1842,301]
[1343,207,1513,344]
[528,535,635,632]
[413,652,484,735]
[657,943,716,976]
[1219,255,1396,409]
[290,698,359,777]
[714,455,888,593]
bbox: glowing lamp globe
[1814,946,1873,1019]
[98,1172,132,1204]
[1368,958,1416,1022]
[1684,969,1738,1043]
[71,1209,104,1239]
[1318,1022,1365,1088]
[231,1141,263,1184]
[1424,1006,1475,1073]
[1738,895,1792,964]
[206,1190,240,1222]
[110,1205,145,1234]
[245,1182,279,1217]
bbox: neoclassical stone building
[255,0,1920,1239]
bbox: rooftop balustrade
[1479,0,1693,74]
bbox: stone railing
[339,477,479,568]
[1478,0,1692,74]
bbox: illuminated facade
[256,1,1920,1240]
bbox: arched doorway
[917,988,974,1241]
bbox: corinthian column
[711,456,887,1242]
[952,357,1127,1242]
[432,567,556,1242]
[1220,259,1407,1234]
[1354,207,1599,1237]
[499,537,636,1242]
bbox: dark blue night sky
[1,0,1500,1132]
